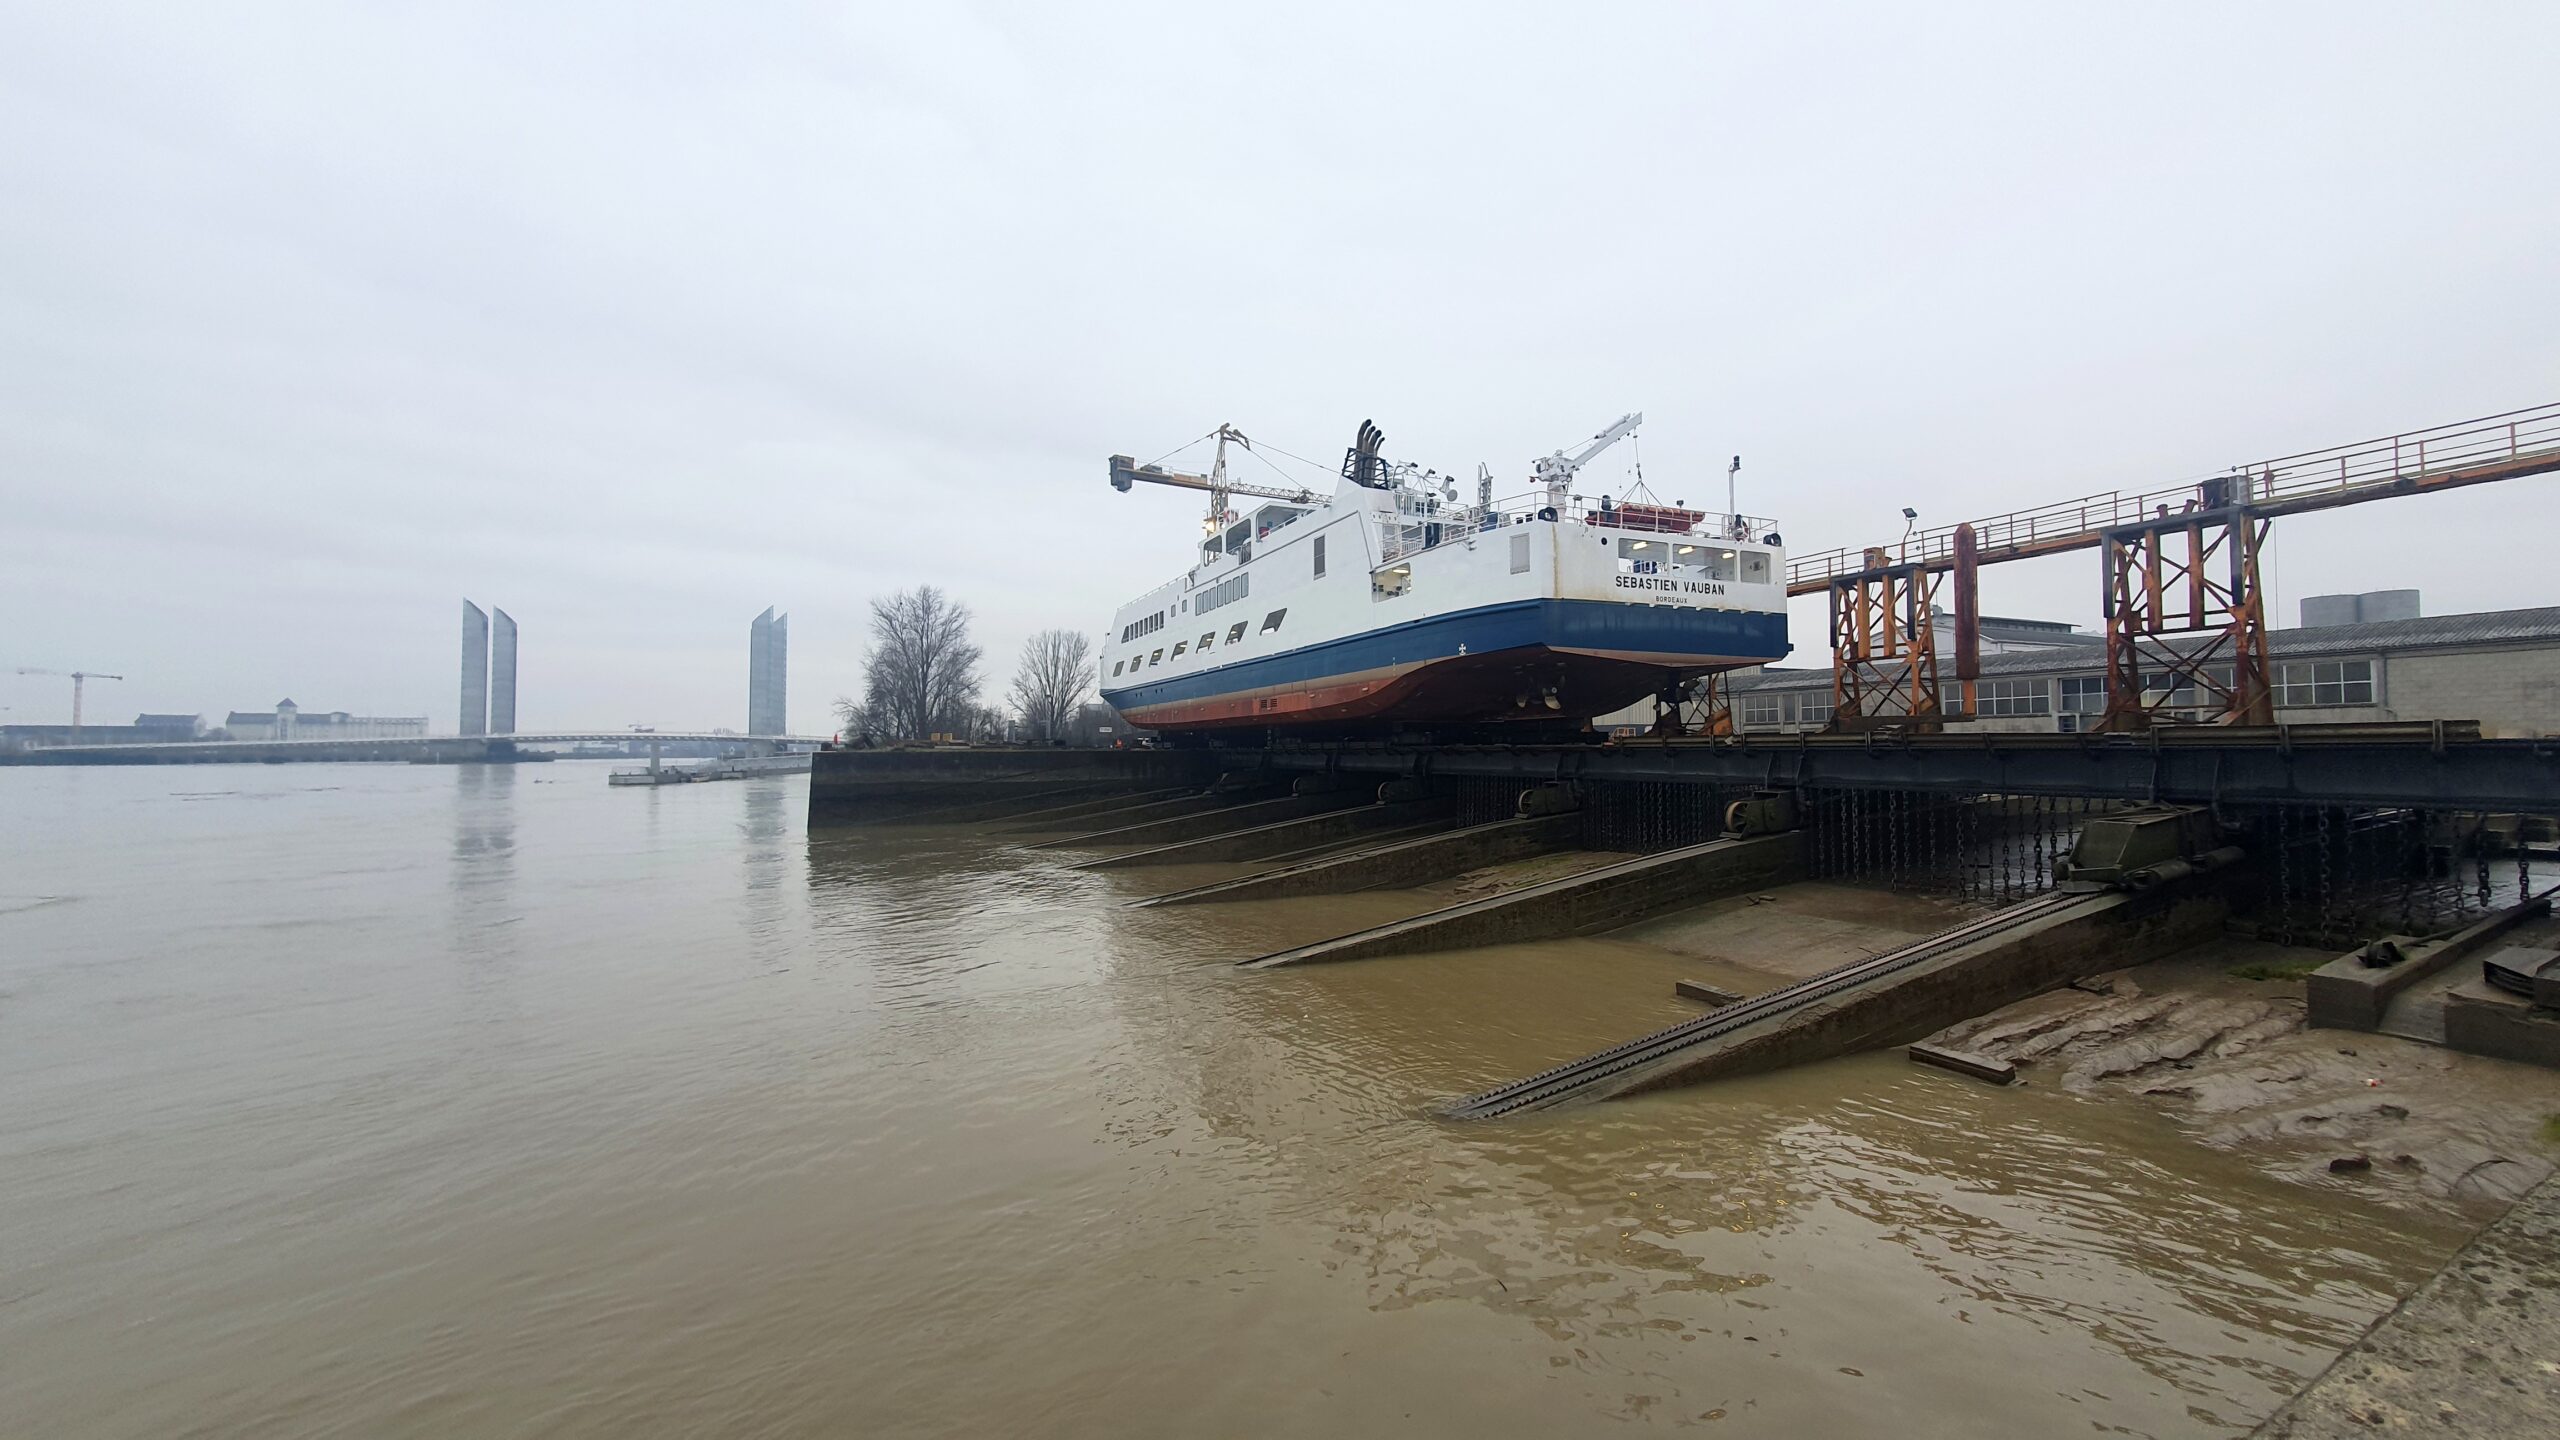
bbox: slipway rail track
[1445,889,2089,1119]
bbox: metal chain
[2277,807,2296,946]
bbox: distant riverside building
[461,601,490,736]
[222,700,427,742]
[748,607,788,735]
[4,713,202,750]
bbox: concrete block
[2444,979,2560,1069]
[1675,980,1744,1007]
[1908,1043,2018,1085]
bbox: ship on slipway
[1099,414,1791,738]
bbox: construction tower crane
[14,667,125,736]
[1108,425,1322,535]
[1531,412,1644,511]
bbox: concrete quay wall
[808,747,1231,824]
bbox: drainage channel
[1444,889,2089,1120]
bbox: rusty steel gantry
[1781,402,2560,733]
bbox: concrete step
[1242,831,1805,968]
[1075,801,1454,870]
[993,787,1234,834]
[1134,812,1581,907]
[853,782,1130,825]
[1031,790,1364,851]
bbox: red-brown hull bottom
[1116,647,1681,733]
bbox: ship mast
[1204,423,1241,536]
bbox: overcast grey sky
[5,3,2556,732]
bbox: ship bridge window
[1617,538,1669,572]
[1739,550,1771,584]
[1254,505,1308,537]
[1685,546,1740,582]
[1226,621,1247,644]
[1224,521,1251,555]
[1259,608,1287,634]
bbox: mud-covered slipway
[814,401,2560,1433]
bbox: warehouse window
[1982,678,2050,716]
[2277,658,2375,708]
[1260,608,1288,635]
[1742,695,1784,728]
[1795,694,1834,726]
[2058,675,2106,714]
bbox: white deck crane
[1530,412,1644,513]
[1108,425,1321,535]
[13,667,125,737]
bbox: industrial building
[748,607,788,735]
[1724,595,2560,739]
[1,713,202,751]
[220,701,427,741]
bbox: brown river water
[0,765,2468,1438]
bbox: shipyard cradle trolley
[1100,415,1790,739]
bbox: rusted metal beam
[1785,401,2560,596]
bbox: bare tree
[830,693,874,744]
[862,586,981,740]
[1007,628,1096,742]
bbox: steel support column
[2098,500,2273,731]
[1828,547,1950,732]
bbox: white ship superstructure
[1099,416,1791,733]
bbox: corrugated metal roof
[1732,605,2560,692]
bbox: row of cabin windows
[1614,537,1773,584]
[1109,609,1291,678]
[1733,660,2379,725]
[1119,611,1166,644]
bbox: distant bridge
[2,732,830,764]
